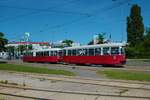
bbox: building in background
[5,42,51,59]
[7,42,51,50]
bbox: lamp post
[24,32,30,54]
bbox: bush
[126,47,150,59]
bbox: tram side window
[29,52,33,56]
[36,52,38,56]
[54,51,58,56]
[43,51,49,56]
[72,49,76,56]
[26,52,33,56]
[121,47,125,54]
[95,48,101,56]
[76,49,80,56]
[50,51,54,56]
[36,52,43,56]
[31,52,33,56]
[103,47,110,55]
[68,50,72,56]
[40,52,43,56]
[111,47,119,55]
[36,52,39,56]
[63,50,66,56]
[50,51,58,56]
[89,48,94,56]
[77,49,88,56]
[58,50,63,56]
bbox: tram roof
[63,43,126,50]
[29,48,62,52]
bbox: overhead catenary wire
[40,0,132,32]
[0,0,83,41]
[0,0,132,42]
[0,0,84,23]
[0,4,91,16]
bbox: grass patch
[0,64,75,76]
[97,69,150,81]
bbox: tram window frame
[89,48,94,56]
[95,48,101,56]
[103,47,110,55]
[111,47,119,55]
[50,51,53,56]
[33,52,36,56]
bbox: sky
[0,0,149,45]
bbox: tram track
[9,69,149,85]
[0,84,150,99]
[0,92,53,100]
[1,70,150,91]
[27,74,150,91]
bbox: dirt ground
[0,71,150,100]
[0,59,150,100]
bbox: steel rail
[0,85,150,99]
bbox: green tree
[127,4,144,46]
[97,33,105,44]
[62,40,73,47]
[88,40,94,45]
[6,46,15,59]
[28,44,33,50]
[0,32,8,52]
[88,33,105,45]
[143,27,150,50]
[17,45,26,54]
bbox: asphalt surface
[126,59,150,67]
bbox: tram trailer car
[23,48,62,63]
[62,43,126,66]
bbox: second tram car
[62,43,126,65]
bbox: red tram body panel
[23,56,60,63]
[62,55,126,65]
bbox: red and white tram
[22,48,62,63]
[22,43,126,66]
[62,43,126,65]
